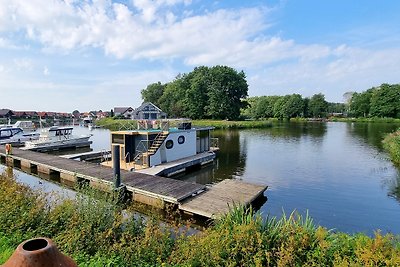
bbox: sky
[1,0,400,112]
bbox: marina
[0,146,267,219]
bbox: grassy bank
[2,172,400,266]
[96,118,273,130]
[383,129,400,166]
[329,117,400,123]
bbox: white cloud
[248,47,400,101]
[0,0,398,107]
[43,66,49,76]
[13,58,33,70]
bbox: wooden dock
[0,146,267,219]
[179,179,267,218]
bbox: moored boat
[0,126,39,146]
[22,126,92,152]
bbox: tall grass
[1,172,400,266]
[383,129,400,166]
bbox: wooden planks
[1,146,268,219]
[179,179,268,219]
[0,147,205,203]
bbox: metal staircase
[147,132,168,154]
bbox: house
[96,111,110,119]
[114,107,135,119]
[13,111,38,119]
[133,102,167,120]
[0,109,14,118]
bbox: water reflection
[178,122,400,234]
[266,122,327,140]
[346,122,400,151]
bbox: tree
[349,90,372,117]
[184,66,210,119]
[141,82,165,107]
[308,93,328,118]
[370,84,400,118]
[159,79,187,118]
[205,66,248,120]
[284,94,304,118]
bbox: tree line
[348,83,400,118]
[141,65,248,120]
[242,93,345,120]
[141,65,399,120]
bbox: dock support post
[113,145,121,188]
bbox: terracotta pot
[2,237,77,267]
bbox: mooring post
[113,145,121,188]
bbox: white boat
[0,126,40,145]
[22,126,92,151]
[13,121,36,131]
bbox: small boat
[22,126,92,151]
[0,126,40,146]
[83,117,93,125]
[13,121,36,131]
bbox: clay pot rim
[18,237,53,253]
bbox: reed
[383,129,400,165]
[1,172,400,266]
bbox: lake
[2,122,400,234]
[178,122,400,234]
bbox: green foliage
[383,129,400,165]
[350,90,372,117]
[141,65,248,120]
[370,84,400,118]
[308,93,328,118]
[350,84,400,118]
[1,173,400,266]
[141,82,165,107]
[0,235,14,264]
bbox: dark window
[166,140,173,149]
[178,135,185,144]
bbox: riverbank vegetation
[383,129,400,166]
[2,171,400,266]
[96,117,273,130]
[140,65,399,122]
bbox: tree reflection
[346,122,400,151]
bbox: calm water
[2,123,400,234]
[179,122,400,234]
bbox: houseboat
[22,126,92,152]
[102,119,218,174]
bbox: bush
[383,129,400,165]
[1,172,400,266]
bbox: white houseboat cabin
[104,119,218,171]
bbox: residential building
[114,107,135,119]
[133,102,167,120]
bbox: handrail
[124,152,130,169]
[132,120,170,166]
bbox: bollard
[113,144,121,188]
[5,143,12,155]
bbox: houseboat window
[166,140,173,149]
[0,130,11,138]
[112,134,124,144]
[11,129,21,135]
[178,135,185,144]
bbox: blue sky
[1,0,399,112]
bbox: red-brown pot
[2,237,77,267]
